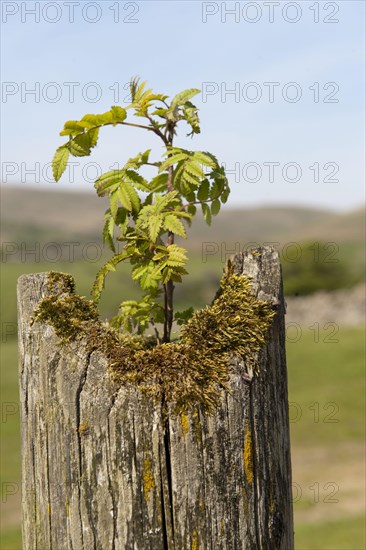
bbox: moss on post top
[30,252,278,414]
[46,271,75,295]
[31,271,97,344]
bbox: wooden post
[17,247,294,549]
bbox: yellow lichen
[77,422,89,435]
[143,455,155,502]
[244,419,253,484]
[191,529,198,550]
[180,413,189,437]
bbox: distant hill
[1,187,364,315]
[1,187,365,251]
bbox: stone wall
[285,284,365,327]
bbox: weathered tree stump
[17,247,294,549]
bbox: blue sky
[1,0,365,211]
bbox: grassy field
[0,257,365,548]
[295,516,365,549]
[287,328,365,548]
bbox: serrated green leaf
[193,151,218,168]
[211,198,221,216]
[140,149,151,163]
[210,179,223,199]
[221,186,230,204]
[161,267,171,284]
[129,77,143,101]
[134,80,148,101]
[102,215,115,252]
[202,202,212,226]
[184,161,204,179]
[122,180,141,212]
[125,170,149,192]
[150,173,168,193]
[82,112,111,126]
[164,214,186,238]
[197,180,209,201]
[160,264,188,284]
[165,259,186,267]
[166,244,187,264]
[88,127,99,148]
[115,207,128,232]
[118,184,132,211]
[140,265,161,290]
[171,88,200,108]
[151,108,168,118]
[52,146,69,182]
[110,105,127,122]
[92,252,130,302]
[69,134,91,157]
[173,210,192,220]
[184,101,200,136]
[149,214,163,242]
[88,111,113,125]
[68,140,87,157]
[110,190,119,220]
[60,120,88,136]
[160,153,189,171]
[132,263,149,281]
[94,170,123,196]
[181,169,200,188]
[185,190,195,203]
[80,114,96,125]
[187,204,197,217]
[172,161,185,188]
[144,193,153,206]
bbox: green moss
[47,270,75,295]
[33,266,275,414]
[32,294,98,343]
[183,263,275,360]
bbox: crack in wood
[106,415,117,550]
[164,419,175,542]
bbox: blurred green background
[1,188,365,549]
